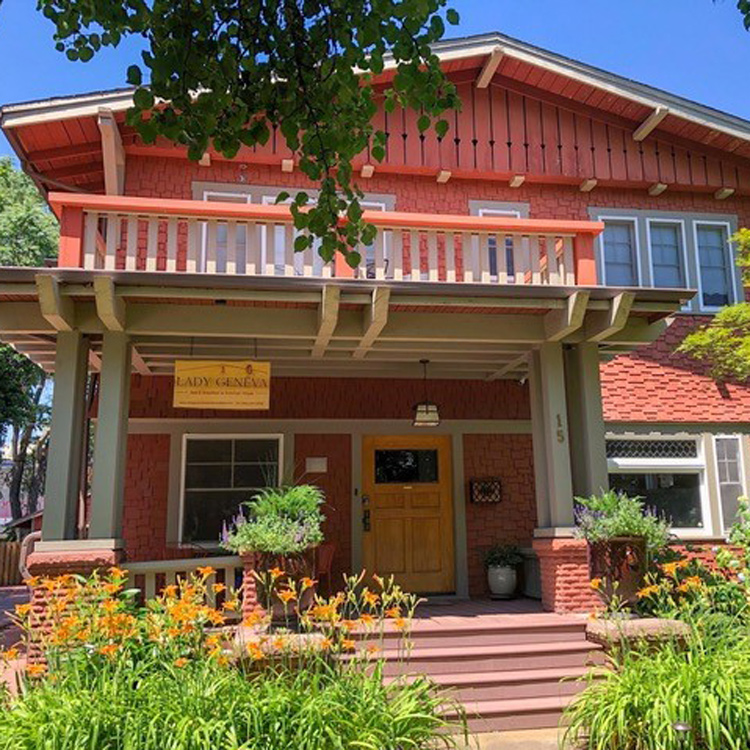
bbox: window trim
[606,436,712,537]
[713,433,747,535]
[178,432,284,547]
[692,220,736,312]
[597,215,642,287]
[645,217,689,290]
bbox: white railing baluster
[104,214,119,271]
[302,233,314,277]
[83,212,99,269]
[562,236,575,285]
[392,229,403,280]
[145,218,159,272]
[445,233,456,283]
[265,225,277,276]
[374,231,385,280]
[461,232,473,282]
[246,222,259,275]
[186,219,199,273]
[166,218,178,272]
[284,224,295,276]
[226,220,237,275]
[546,235,560,285]
[125,216,138,271]
[144,573,156,601]
[529,234,542,284]
[427,231,438,282]
[409,230,420,281]
[205,220,218,274]
[515,236,529,285]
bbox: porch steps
[374,611,601,733]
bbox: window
[601,220,638,286]
[715,436,745,532]
[375,449,438,484]
[695,223,733,308]
[203,191,252,272]
[606,437,707,532]
[180,435,281,544]
[648,221,686,288]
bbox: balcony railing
[50,192,603,286]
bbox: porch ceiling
[0,268,693,381]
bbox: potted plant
[575,490,670,605]
[483,544,523,599]
[222,484,326,620]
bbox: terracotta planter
[587,536,648,605]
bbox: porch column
[531,343,575,527]
[89,332,132,541]
[565,342,608,498]
[42,331,90,541]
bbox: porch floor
[415,597,547,621]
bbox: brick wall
[463,434,537,597]
[293,434,352,588]
[127,374,530,420]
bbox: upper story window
[601,220,639,286]
[648,220,686,288]
[695,223,733,309]
[590,208,739,312]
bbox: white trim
[606,434,712,538]
[597,215,641,287]
[713,433,747,535]
[178,432,284,547]
[645,217,690,291]
[691,220,736,312]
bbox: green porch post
[565,342,609,498]
[89,331,132,541]
[42,331,90,541]
[531,342,575,527]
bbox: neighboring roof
[2,32,750,145]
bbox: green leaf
[446,9,460,25]
[417,114,430,132]
[126,65,142,85]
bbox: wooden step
[445,694,577,733]
[380,640,601,676]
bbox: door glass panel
[375,449,439,484]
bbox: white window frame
[178,433,284,547]
[606,436,712,538]
[692,220,736,312]
[646,217,689,290]
[713,434,747,535]
[597,215,642,287]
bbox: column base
[532,537,599,614]
[240,552,266,622]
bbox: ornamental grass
[0,567,464,750]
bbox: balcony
[50,192,602,287]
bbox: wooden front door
[362,435,455,594]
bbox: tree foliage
[37,0,460,266]
[0,158,56,520]
[679,228,750,381]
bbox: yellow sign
[173,360,271,410]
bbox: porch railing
[50,193,603,286]
[125,554,243,606]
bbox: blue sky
[1,0,750,158]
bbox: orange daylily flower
[341,639,356,651]
[385,607,401,619]
[277,589,296,604]
[24,576,40,587]
[174,657,189,668]
[26,663,47,677]
[393,617,408,631]
[98,643,120,658]
[269,567,285,579]
[197,566,215,579]
[247,643,265,660]
[589,578,603,591]
[2,648,20,661]
[15,603,31,617]
[223,600,239,612]
[109,567,128,579]
[300,577,317,590]
[212,583,226,594]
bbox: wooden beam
[97,107,125,195]
[436,170,452,184]
[35,275,74,331]
[485,352,528,381]
[27,141,102,164]
[353,287,391,358]
[131,347,151,375]
[509,175,525,188]
[585,292,635,341]
[88,350,102,372]
[648,182,668,196]
[476,46,504,89]
[715,187,735,200]
[360,164,375,179]
[579,178,598,193]
[633,106,669,142]
[93,277,126,331]
[311,286,341,358]
[544,290,590,341]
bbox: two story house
[1,32,748,614]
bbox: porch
[0,195,692,608]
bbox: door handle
[362,509,371,532]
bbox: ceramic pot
[487,565,517,599]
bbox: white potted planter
[483,544,523,600]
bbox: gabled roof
[3,31,750,146]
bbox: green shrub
[0,658,461,750]
[575,490,671,554]
[565,627,750,750]
[222,485,326,555]
[483,544,523,568]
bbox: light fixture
[413,359,440,427]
